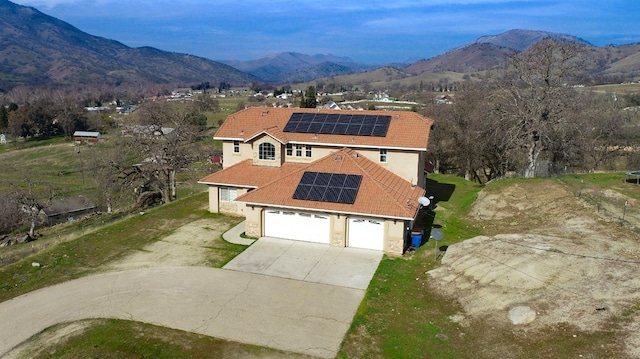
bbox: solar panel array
[292,171,363,204]
[283,112,391,137]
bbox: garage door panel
[265,209,330,244]
[348,217,384,251]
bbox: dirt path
[429,180,640,358]
[105,218,232,271]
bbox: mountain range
[0,0,257,90]
[0,0,639,91]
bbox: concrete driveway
[223,237,383,290]
[0,239,382,358]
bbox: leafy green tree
[301,86,317,108]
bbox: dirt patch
[429,180,640,358]
[2,321,94,359]
[106,218,232,270]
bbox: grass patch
[26,319,313,359]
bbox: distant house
[40,195,97,225]
[73,131,101,144]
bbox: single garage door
[264,209,330,244]
[348,217,385,251]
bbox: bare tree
[120,100,206,204]
[496,39,584,177]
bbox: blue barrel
[411,230,423,248]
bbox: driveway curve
[0,267,365,358]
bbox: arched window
[259,142,275,160]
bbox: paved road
[0,267,365,358]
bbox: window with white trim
[296,144,303,157]
[259,142,276,160]
[379,149,387,162]
[305,145,312,157]
[233,140,240,153]
[220,187,237,202]
[286,143,293,156]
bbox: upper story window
[233,140,240,153]
[379,149,388,162]
[296,144,303,157]
[286,143,293,156]
[305,145,312,158]
[259,142,276,160]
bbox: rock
[31,262,41,268]
[509,306,537,325]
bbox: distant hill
[0,0,257,90]
[474,29,592,51]
[405,43,512,75]
[404,29,639,82]
[221,52,374,83]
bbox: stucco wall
[222,141,252,168]
[214,187,249,216]
[252,135,282,168]
[331,214,346,247]
[244,206,263,238]
[384,219,407,255]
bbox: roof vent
[261,110,269,116]
[334,155,342,162]
[394,114,400,120]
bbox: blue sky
[12,0,640,64]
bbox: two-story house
[199,107,434,255]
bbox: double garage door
[264,209,385,250]
[264,209,330,244]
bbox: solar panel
[299,171,317,185]
[292,171,362,204]
[283,112,391,137]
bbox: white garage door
[264,209,330,244]
[348,217,385,251]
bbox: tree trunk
[524,139,540,178]
[170,169,177,200]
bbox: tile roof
[215,107,434,150]
[235,148,425,220]
[198,160,306,188]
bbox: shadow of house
[404,177,456,251]
[40,196,97,226]
[425,177,456,205]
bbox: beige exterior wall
[222,141,252,168]
[283,144,337,164]
[331,214,347,247]
[384,219,407,255]
[222,139,426,188]
[216,187,249,216]
[358,149,423,187]
[252,135,282,168]
[207,186,219,213]
[244,206,263,238]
